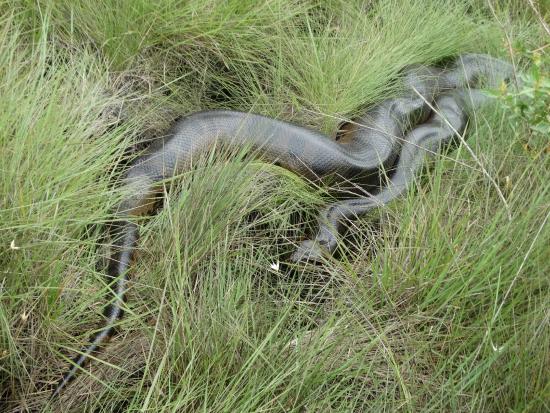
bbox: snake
[51,53,514,396]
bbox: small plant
[494,50,550,157]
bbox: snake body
[52,54,513,396]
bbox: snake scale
[52,53,514,396]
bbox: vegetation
[0,0,548,411]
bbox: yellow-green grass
[1,1,548,411]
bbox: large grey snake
[52,53,514,396]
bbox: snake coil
[52,53,514,396]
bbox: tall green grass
[1,1,548,412]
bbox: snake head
[289,239,328,263]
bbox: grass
[1,0,548,411]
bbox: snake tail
[51,221,138,397]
